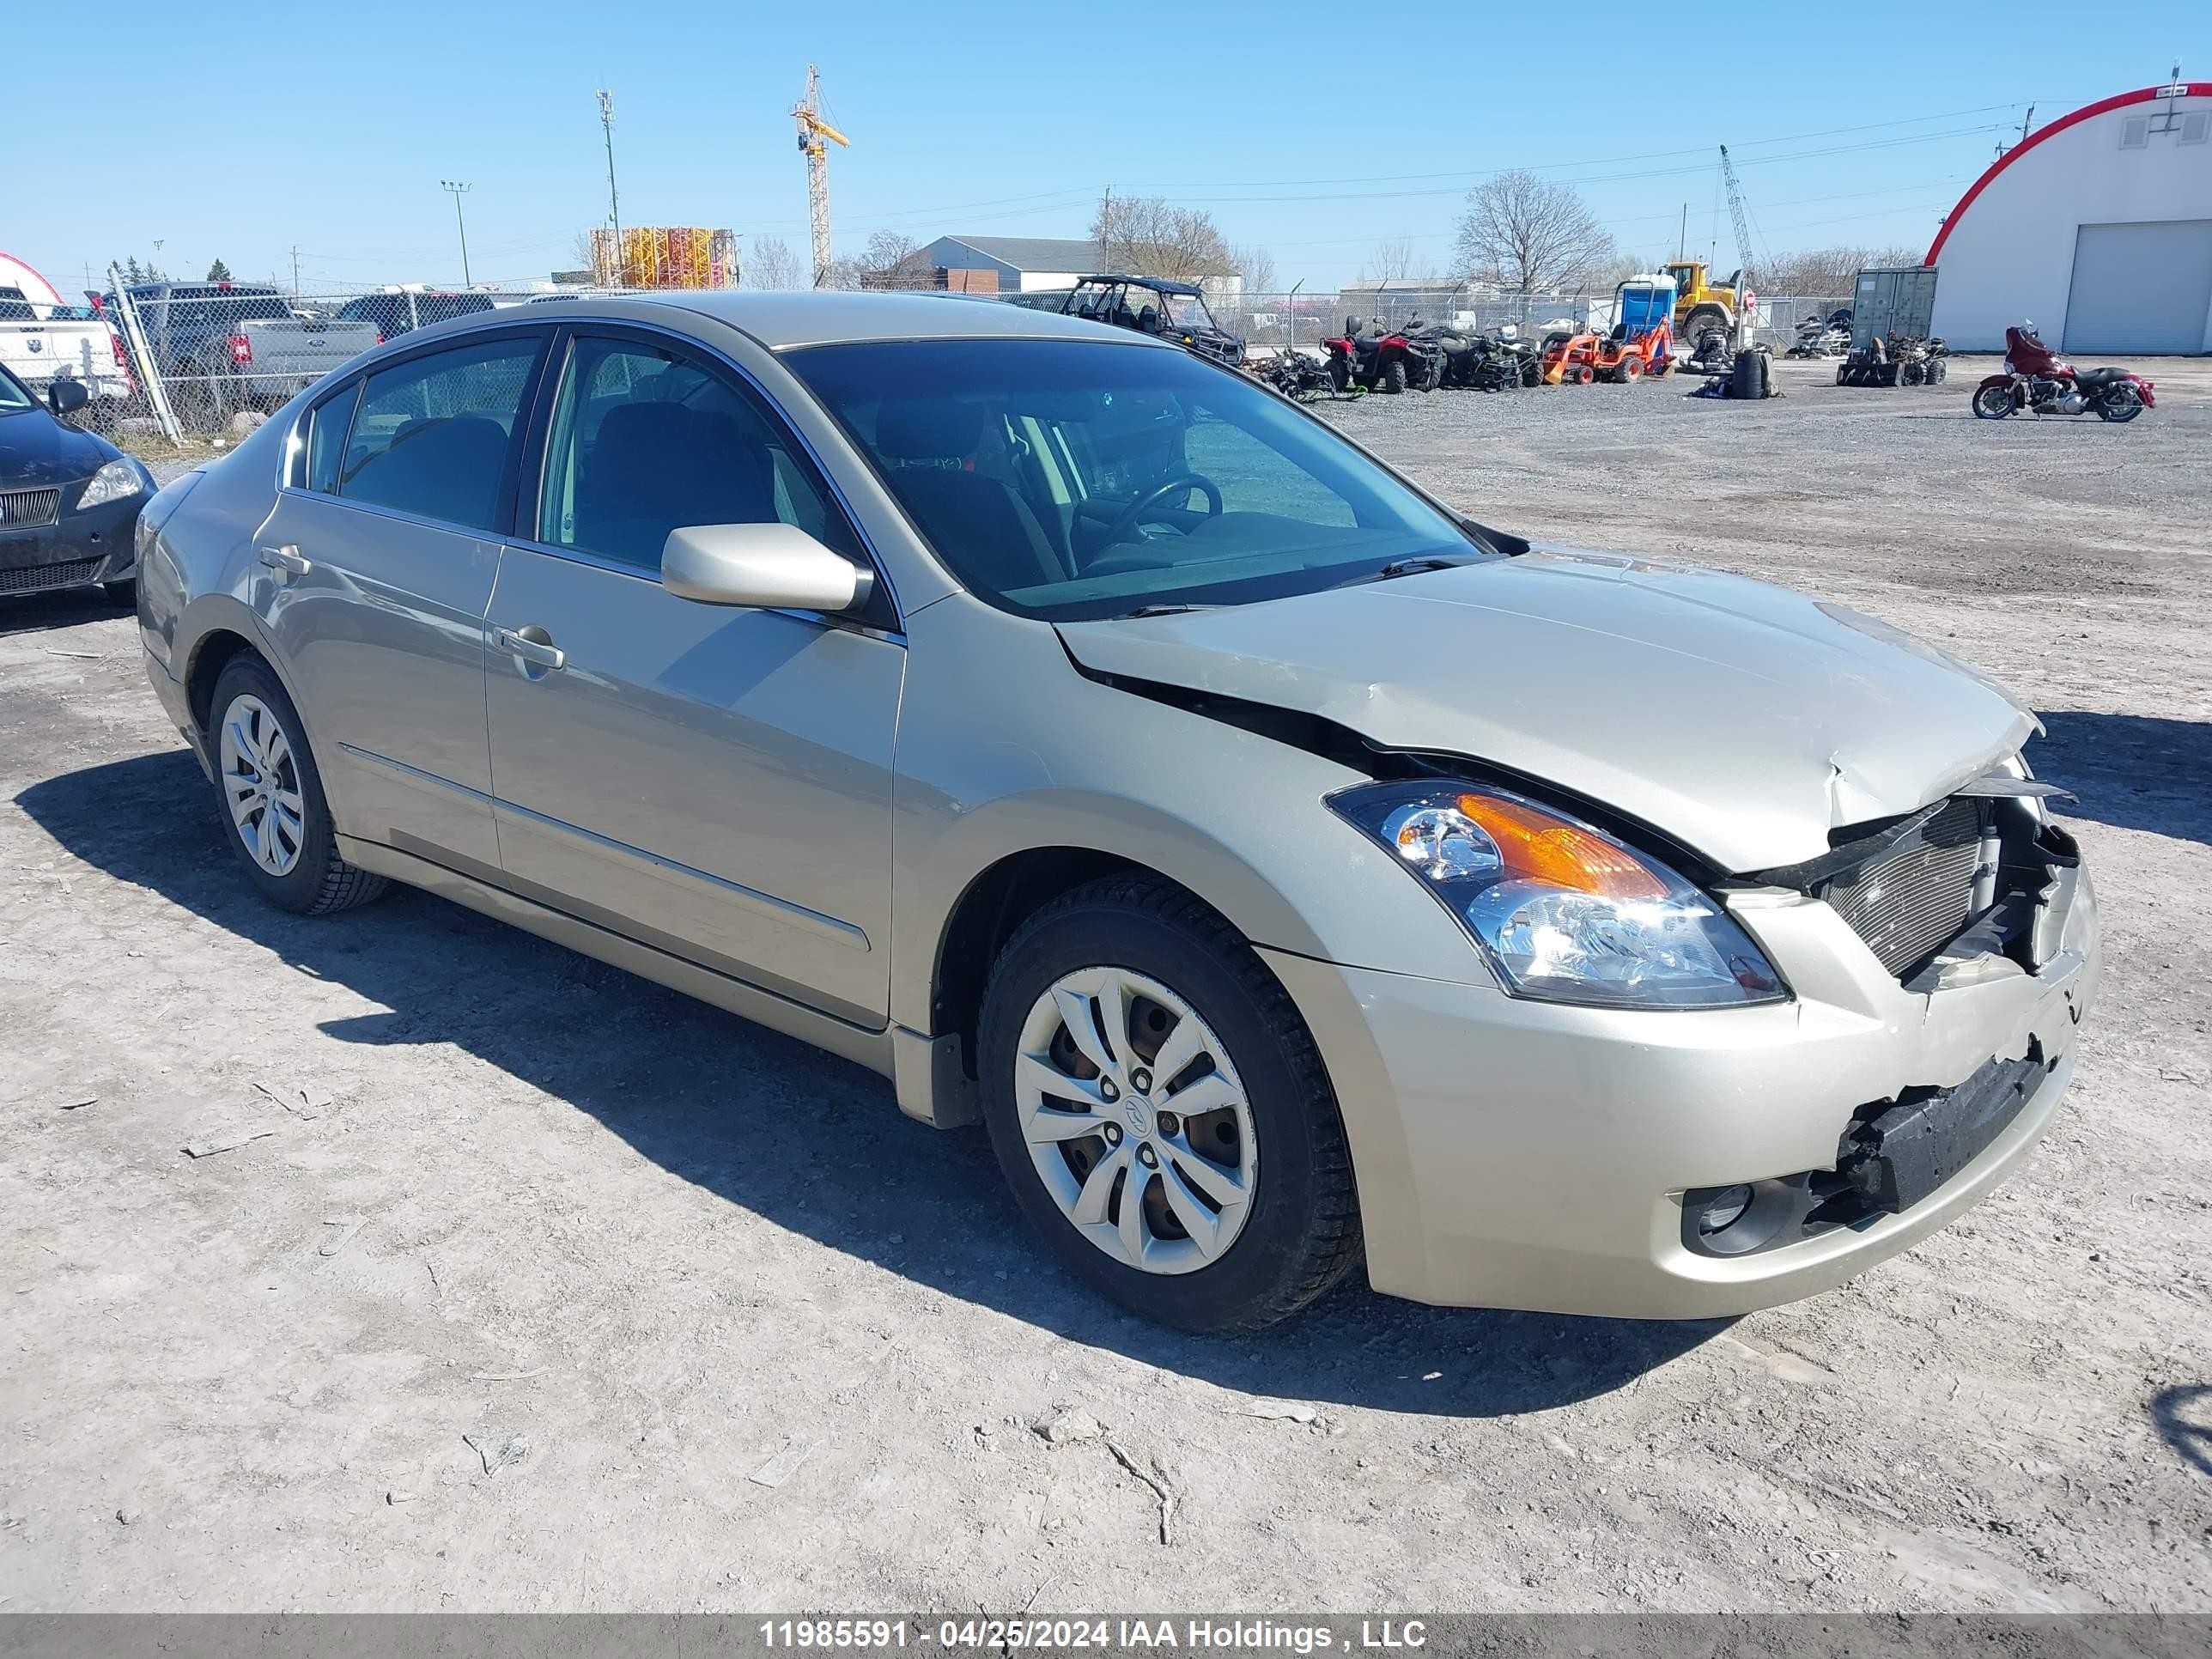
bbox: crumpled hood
[1056,549,2036,873]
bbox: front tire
[207,655,387,915]
[976,876,1360,1334]
[1382,357,1408,394]
[1972,384,2016,420]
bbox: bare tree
[1359,237,1422,283]
[1759,243,1924,296]
[746,235,804,290]
[1595,250,1656,287]
[1230,242,1277,294]
[1091,192,1231,283]
[568,228,603,276]
[1454,171,1615,295]
[853,229,937,289]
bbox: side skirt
[336,833,898,1081]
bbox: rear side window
[306,383,360,494]
[337,336,541,532]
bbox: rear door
[483,325,903,1024]
[252,326,551,878]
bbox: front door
[252,329,549,878]
[483,330,902,1025]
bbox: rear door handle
[494,626,566,672]
[258,544,312,577]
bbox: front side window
[787,338,1482,621]
[535,336,847,573]
[337,335,540,531]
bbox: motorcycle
[1972,323,2153,422]
[1321,315,1439,393]
[1249,348,1340,401]
[1786,307,1853,358]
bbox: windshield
[787,338,1484,621]
[1158,290,1212,329]
[0,362,34,414]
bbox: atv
[1060,275,1245,366]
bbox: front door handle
[258,544,312,578]
[494,625,566,672]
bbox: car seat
[872,398,1068,590]
[572,402,776,568]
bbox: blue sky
[9,1,2203,296]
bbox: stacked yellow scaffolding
[590,227,738,289]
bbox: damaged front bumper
[1259,837,2100,1320]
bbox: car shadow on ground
[2034,711,2212,848]
[16,750,1724,1419]
[0,589,126,637]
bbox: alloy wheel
[216,693,307,877]
[1013,966,1257,1274]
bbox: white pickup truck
[0,286,131,416]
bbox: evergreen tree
[206,258,233,283]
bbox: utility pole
[441,180,473,288]
[791,65,850,288]
[1677,203,1687,261]
[597,90,622,284]
[1099,185,1112,268]
[290,245,301,301]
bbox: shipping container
[1850,266,1942,349]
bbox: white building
[1928,80,2212,353]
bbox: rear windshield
[786,338,1481,622]
[138,286,292,325]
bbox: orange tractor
[1541,275,1678,385]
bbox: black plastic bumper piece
[1683,1045,2051,1259]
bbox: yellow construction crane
[791,65,850,289]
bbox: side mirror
[661,522,868,613]
[48,380,90,416]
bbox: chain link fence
[90,273,614,442]
[68,267,1863,445]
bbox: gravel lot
[3,357,2208,1613]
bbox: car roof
[518,289,1163,350]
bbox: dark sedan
[0,366,153,604]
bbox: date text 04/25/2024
[757,1621,1430,1652]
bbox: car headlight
[1328,781,1786,1009]
[76,459,148,510]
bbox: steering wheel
[1101,474,1223,546]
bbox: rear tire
[1619,357,1643,383]
[2095,385,2143,422]
[1680,307,1727,349]
[1325,356,1351,392]
[977,875,1361,1334]
[206,655,388,916]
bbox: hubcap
[1014,966,1257,1275]
[216,693,306,877]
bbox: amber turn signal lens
[1453,793,1668,901]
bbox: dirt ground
[3,356,2208,1614]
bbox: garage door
[2063,221,2212,353]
